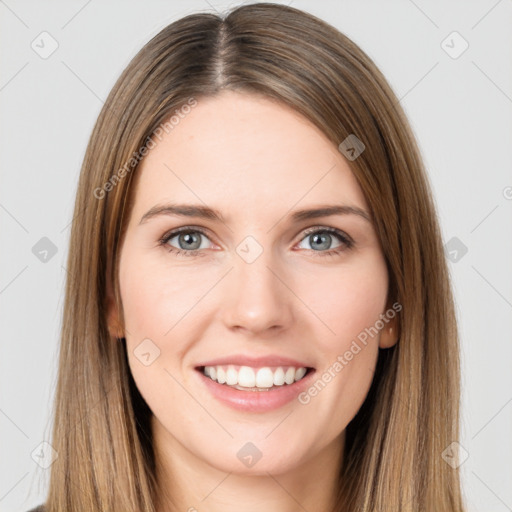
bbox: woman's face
[108,90,396,475]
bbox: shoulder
[26,506,45,512]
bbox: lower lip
[195,368,316,413]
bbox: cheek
[118,254,200,419]
[295,255,388,427]
[119,249,221,401]
[299,254,389,352]
[119,252,206,337]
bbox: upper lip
[196,354,314,369]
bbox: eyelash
[158,226,354,258]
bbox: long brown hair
[43,3,465,510]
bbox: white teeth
[202,364,310,389]
[217,367,226,384]
[294,367,307,381]
[273,367,285,386]
[256,367,274,388]
[238,366,256,387]
[226,365,238,385]
[284,367,295,385]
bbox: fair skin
[107,90,397,512]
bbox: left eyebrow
[289,205,372,224]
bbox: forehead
[130,91,369,223]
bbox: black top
[27,506,45,512]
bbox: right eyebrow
[139,204,225,225]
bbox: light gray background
[1,1,511,511]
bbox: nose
[221,244,294,336]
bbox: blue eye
[159,227,211,257]
[298,227,353,255]
[158,226,354,258]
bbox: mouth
[195,364,315,392]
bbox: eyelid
[298,225,353,243]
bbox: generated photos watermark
[298,301,402,405]
[93,97,198,200]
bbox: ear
[105,262,125,340]
[379,320,398,349]
[378,307,399,349]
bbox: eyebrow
[138,203,372,225]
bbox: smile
[200,364,312,390]
[194,364,317,412]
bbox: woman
[29,3,465,511]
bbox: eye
[158,226,354,258]
[158,227,213,257]
[296,227,353,257]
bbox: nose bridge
[222,235,292,333]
